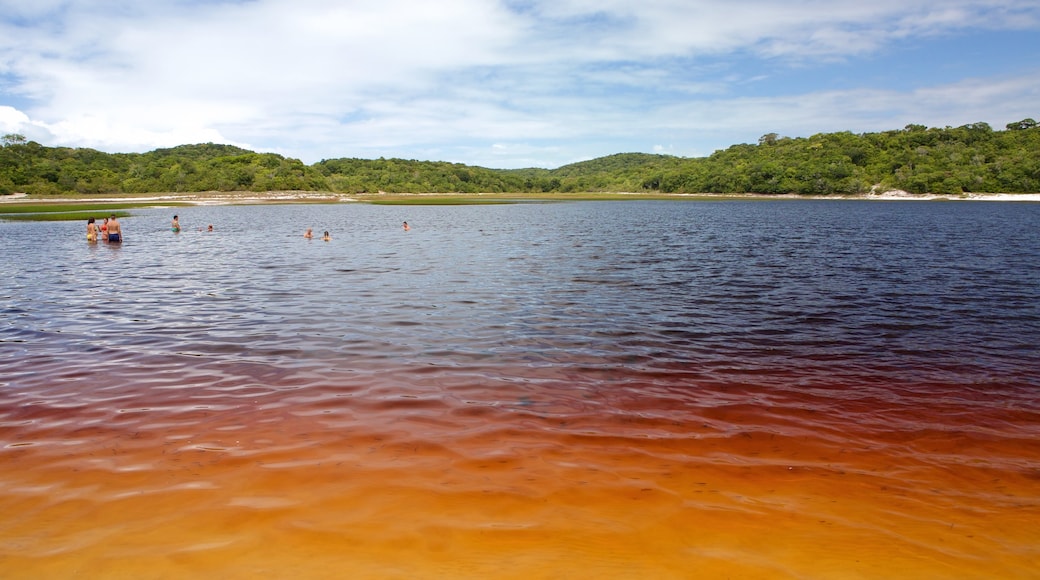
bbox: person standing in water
[107,214,122,243]
[86,217,98,242]
[402,221,410,231]
[171,215,180,232]
[322,231,331,241]
[304,228,313,239]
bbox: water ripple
[1,201,1038,577]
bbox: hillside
[1,119,1037,196]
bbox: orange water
[3,368,1038,579]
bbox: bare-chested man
[107,214,122,243]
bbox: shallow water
[1,200,1039,578]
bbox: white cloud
[0,105,30,129]
[641,74,1040,154]
[0,105,54,143]
[1,0,1038,168]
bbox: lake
[1,199,1038,578]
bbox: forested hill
[1,119,1038,196]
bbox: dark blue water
[3,200,1037,389]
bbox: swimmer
[304,228,313,239]
[322,231,331,241]
[207,224,213,231]
[86,217,98,242]
[402,221,410,231]
[171,215,180,232]
[106,214,122,243]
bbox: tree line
[1,118,1037,196]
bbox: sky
[0,1,1038,169]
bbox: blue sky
[1,0,1038,169]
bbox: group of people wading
[87,214,405,244]
[86,215,122,243]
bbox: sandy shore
[2,190,1039,205]
[860,190,1040,202]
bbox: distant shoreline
[2,190,1040,206]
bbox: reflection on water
[1,200,1039,578]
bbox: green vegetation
[2,119,1038,197]
[0,210,132,222]
[365,197,522,205]
[0,202,189,214]
[0,201,186,222]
